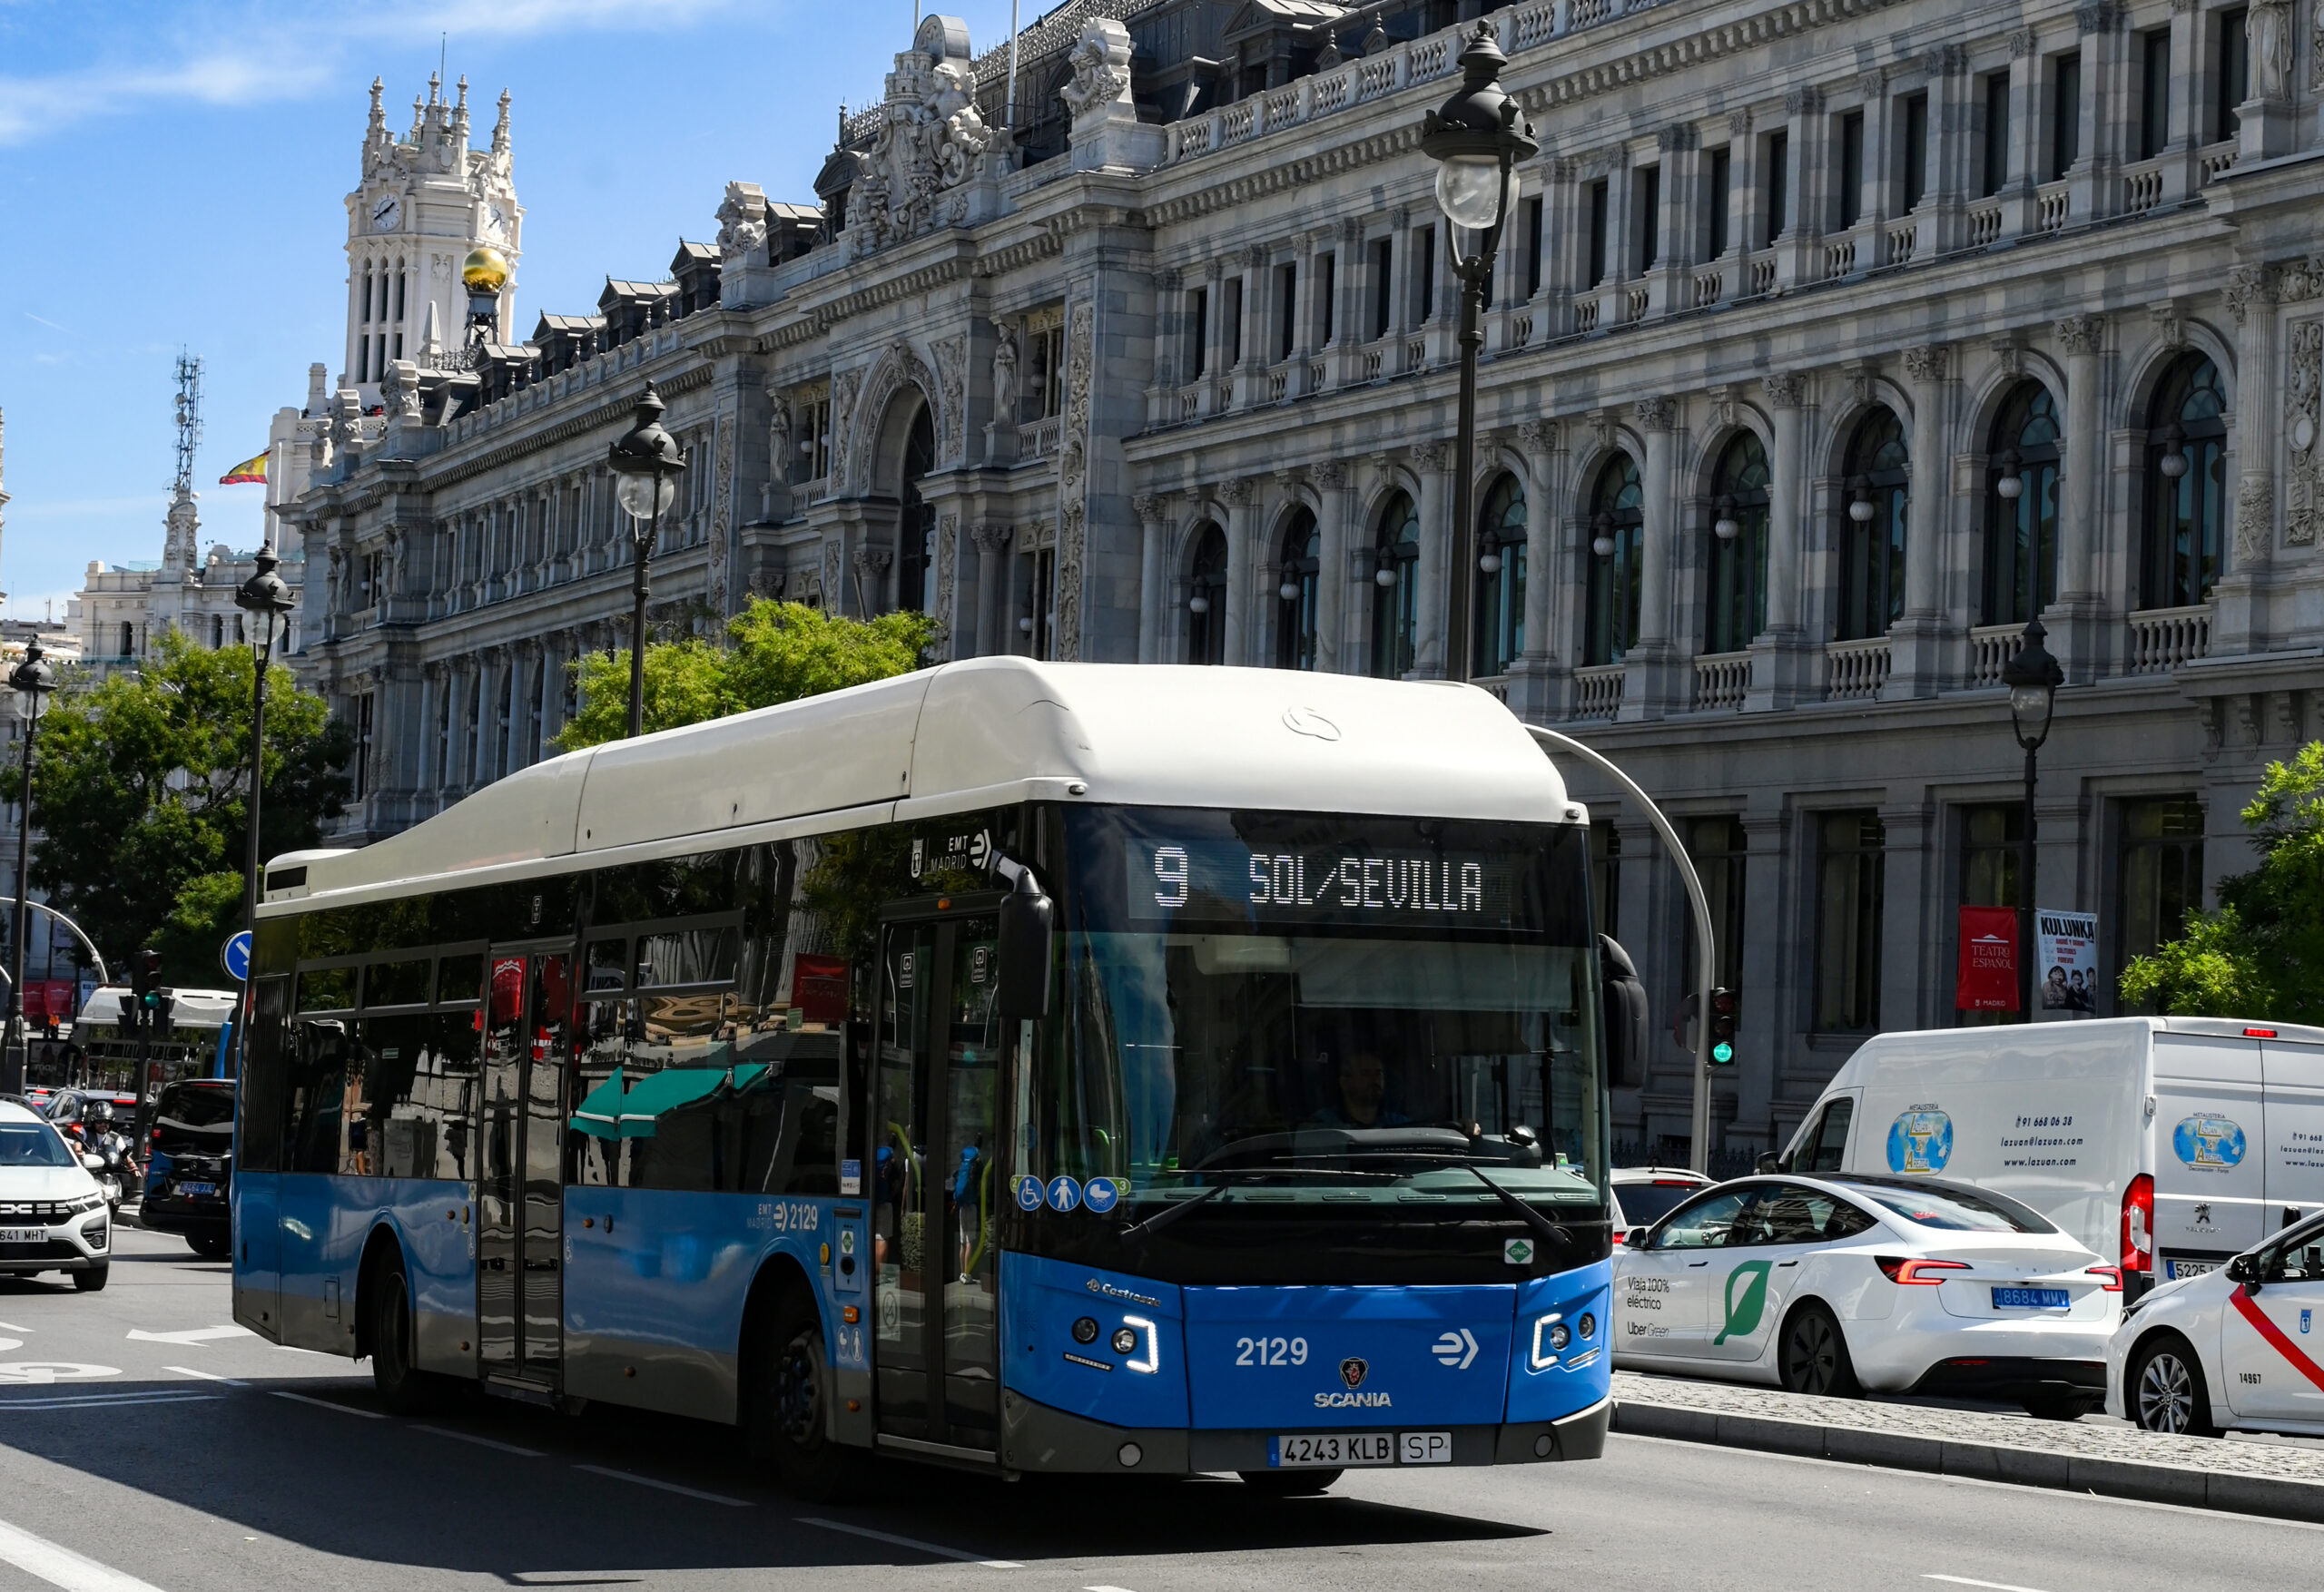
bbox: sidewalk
[1611,1370,2324,1524]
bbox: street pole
[5,693,35,1095]
[234,547,295,1078]
[2001,616,2062,1027]
[627,506,655,741]
[607,383,687,742]
[2019,742,2038,1024]
[1444,252,1488,683]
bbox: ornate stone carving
[1857,67,1886,98]
[1632,397,1677,430]
[1221,477,1261,506]
[1132,493,1171,524]
[1516,419,1560,455]
[1054,300,1095,660]
[970,523,1012,557]
[1587,410,1617,450]
[931,332,968,463]
[1059,19,1133,116]
[847,342,941,492]
[2009,27,2036,55]
[1763,372,1806,408]
[707,412,734,614]
[847,17,991,255]
[2289,319,2323,546]
[822,534,843,611]
[2228,265,2280,326]
[2074,0,2122,33]
[2250,0,2293,96]
[2314,0,2324,86]
[2150,300,2188,349]
[1783,85,1823,115]
[2238,473,2276,561]
[1315,460,1350,488]
[931,511,959,659]
[766,389,792,473]
[714,181,768,265]
[2055,315,2104,355]
[1409,440,1452,472]
[1726,110,1752,138]
[828,366,862,492]
[2277,255,2324,302]
[1903,344,1951,383]
[1923,44,1967,74]
[990,321,1019,423]
[1656,123,1698,152]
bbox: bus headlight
[1119,1315,1159,1374]
[1530,1312,1565,1369]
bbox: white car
[1610,1166,1714,1249]
[1615,1173,2122,1417]
[0,1101,113,1290]
[2108,1208,2324,1436]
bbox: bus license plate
[1271,1433,1393,1469]
[0,1228,41,1244]
[1991,1286,2070,1310]
[179,1182,216,1198]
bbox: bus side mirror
[996,870,1054,1022]
[1599,935,1648,1091]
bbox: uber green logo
[1714,1261,1773,1345]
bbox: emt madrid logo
[2171,1115,2248,1172]
[1715,1261,1773,1346]
[1886,1107,1954,1174]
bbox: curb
[1611,1398,2324,1525]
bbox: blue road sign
[222,930,251,983]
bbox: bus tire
[369,1260,443,1416]
[759,1288,870,1502]
[1237,1469,1340,1496]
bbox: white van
[1772,1017,2324,1297]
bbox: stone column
[971,525,1012,658]
[1512,420,1564,721]
[1313,462,1353,673]
[1623,398,1681,719]
[1409,440,1453,679]
[1887,345,1955,697]
[2215,266,2281,654]
[2053,313,2106,679]
[1221,478,1258,664]
[1232,245,1265,408]
[1747,374,1815,711]
[1775,88,1822,287]
[1133,495,1170,664]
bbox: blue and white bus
[234,659,1620,1493]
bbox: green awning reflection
[567,1065,728,1139]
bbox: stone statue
[716,181,769,265]
[991,322,1019,422]
[2251,0,2293,97]
[767,392,793,471]
[1060,21,1134,118]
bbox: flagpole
[1007,0,1019,131]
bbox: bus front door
[478,949,575,1388]
[872,912,1004,1458]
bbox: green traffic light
[1712,1041,1734,1065]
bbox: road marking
[161,1366,244,1385]
[571,1464,748,1506]
[799,1518,1022,1568]
[125,1325,251,1347]
[0,1323,33,1334]
[1925,1578,2053,1592]
[269,1391,385,1420]
[0,1393,219,1413]
[1087,1585,1142,1591]
[0,1514,169,1591]
[412,1423,543,1457]
[0,1365,118,1386]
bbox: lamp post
[4,638,54,1095]
[2001,617,2063,1023]
[233,547,297,1076]
[606,383,689,740]
[1420,23,1536,684]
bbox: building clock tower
[343,72,520,405]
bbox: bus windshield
[1026,807,1605,1234]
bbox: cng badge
[1504,1237,1534,1265]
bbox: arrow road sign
[221,931,251,983]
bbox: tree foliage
[2120,742,2324,1023]
[0,631,352,984]
[556,600,937,752]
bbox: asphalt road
[0,1224,2301,1591]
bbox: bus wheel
[1237,1469,1340,1496]
[369,1262,441,1416]
[761,1290,870,1501]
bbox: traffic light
[1708,987,1738,1065]
[150,990,175,1035]
[126,949,163,1035]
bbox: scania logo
[1339,1357,1368,1390]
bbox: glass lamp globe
[1278,579,1300,602]
[1478,551,1502,575]
[2008,682,2052,723]
[1433,154,1504,231]
[1375,565,1398,588]
[1848,494,1876,524]
[616,472,677,520]
[1713,516,1739,542]
[2159,426,2190,479]
[1592,534,1616,557]
[1188,594,1210,614]
[1019,615,1036,634]
[2159,449,2190,479]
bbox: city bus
[232,658,1617,1494]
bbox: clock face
[486,204,507,240]
[370,194,400,231]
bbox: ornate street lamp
[1421,23,1536,683]
[606,383,689,740]
[2000,616,2063,1024]
[3,638,54,1094]
[232,547,297,1076]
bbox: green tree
[2120,742,2324,1024]
[556,599,936,752]
[1,632,353,984]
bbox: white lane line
[124,1326,251,1346]
[571,1464,749,1507]
[0,1514,169,1591]
[0,1322,34,1334]
[412,1423,543,1458]
[268,1391,385,1420]
[0,1393,218,1412]
[161,1367,244,1385]
[1087,1585,1141,1591]
[1924,1578,2053,1592]
[799,1518,1022,1569]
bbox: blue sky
[0,0,1038,622]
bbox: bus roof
[263,659,1576,910]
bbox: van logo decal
[1886,1107,1953,1175]
[2172,1115,2247,1173]
[1715,1262,1773,1345]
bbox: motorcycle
[91,1129,137,1212]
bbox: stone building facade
[290,0,2324,1160]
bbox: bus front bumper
[998,1390,1611,1476]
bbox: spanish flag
[218,448,268,486]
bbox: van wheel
[2128,1333,2219,1437]
[756,1289,871,1501]
[72,1265,108,1292]
[1777,1302,1860,1398]
[188,1234,231,1261]
[368,1262,443,1415]
[1239,1468,1341,1496]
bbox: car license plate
[1991,1286,2070,1309]
[1270,1432,1394,1469]
[179,1182,216,1198]
[2165,1258,2219,1280]
[0,1228,41,1244]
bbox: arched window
[2141,355,2228,610]
[1984,382,2062,624]
[1370,491,1421,678]
[1837,407,1911,640]
[211,614,224,649]
[896,406,936,613]
[1705,432,1771,654]
[1186,523,1227,664]
[1583,455,1643,666]
[1275,507,1321,671]
[1472,473,1527,677]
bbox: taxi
[1615,1173,2121,1418]
[2108,1208,2324,1436]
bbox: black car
[139,1080,233,1259]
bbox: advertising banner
[1956,906,2020,1011]
[2035,908,2101,1013]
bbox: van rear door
[2152,1030,2267,1279]
[2260,1033,2324,1230]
